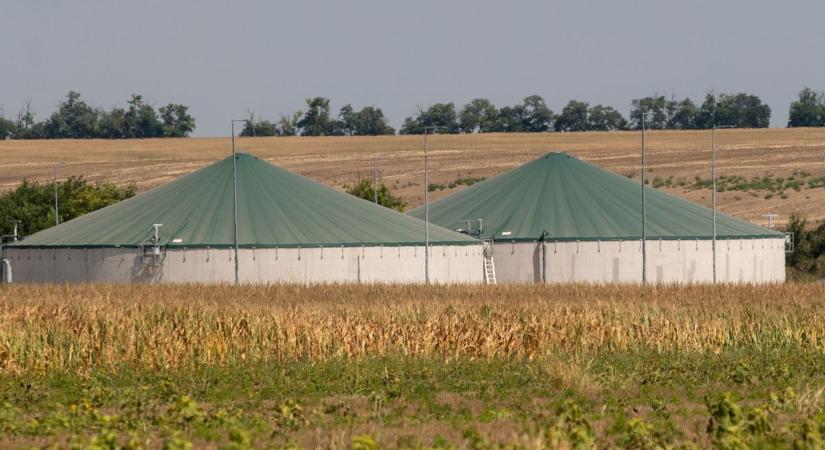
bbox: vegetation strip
[1,284,825,447]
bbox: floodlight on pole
[230,119,249,285]
[423,126,442,284]
[639,111,653,285]
[711,124,735,284]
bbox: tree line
[0,91,195,139]
[239,97,395,137]
[3,88,825,139]
[241,88,821,137]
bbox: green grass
[645,171,825,198]
[428,176,486,192]
[4,348,825,448]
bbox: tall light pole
[423,126,441,284]
[712,124,735,284]
[230,119,248,285]
[640,112,653,284]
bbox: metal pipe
[711,124,734,284]
[0,221,20,284]
[640,113,647,284]
[1,259,10,283]
[422,126,444,284]
[424,130,431,284]
[230,119,247,285]
[541,230,548,284]
[712,125,717,284]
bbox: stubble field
[2,128,825,226]
[2,283,825,448]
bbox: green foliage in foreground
[2,349,825,448]
[0,177,135,238]
[786,213,825,278]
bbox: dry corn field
[1,283,824,373]
[3,284,825,448]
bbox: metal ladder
[482,239,496,284]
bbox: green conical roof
[410,152,781,241]
[11,153,477,248]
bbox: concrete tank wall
[3,245,485,284]
[491,238,785,284]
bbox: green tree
[491,105,525,132]
[297,97,336,136]
[784,213,825,275]
[458,98,498,133]
[337,105,395,136]
[97,107,127,138]
[356,106,394,135]
[554,100,589,131]
[717,93,771,128]
[159,104,195,137]
[630,95,670,129]
[0,115,15,139]
[587,104,627,131]
[240,113,279,137]
[124,94,163,138]
[11,101,45,139]
[520,95,554,132]
[695,92,771,128]
[695,93,718,129]
[43,91,98,138]
[278,112,302,136]
[399,103,460,134]
[336,104,358,136]
[669,98,698,129]
[0,177,136,238]
[343,178,407,212]
[788,87,825,127]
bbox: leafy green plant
[0,176,135,237]
[344,178,407,211]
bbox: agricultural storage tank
[410,152,786,284]
[4,153,483,284]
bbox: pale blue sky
[1,0,823,135]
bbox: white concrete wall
[2,245,485,284]
[491,238,785,284]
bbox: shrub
[344,178,407,212]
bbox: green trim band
[5,240,483,250]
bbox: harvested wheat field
[2,128,825,226]
[2,283,825,448]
